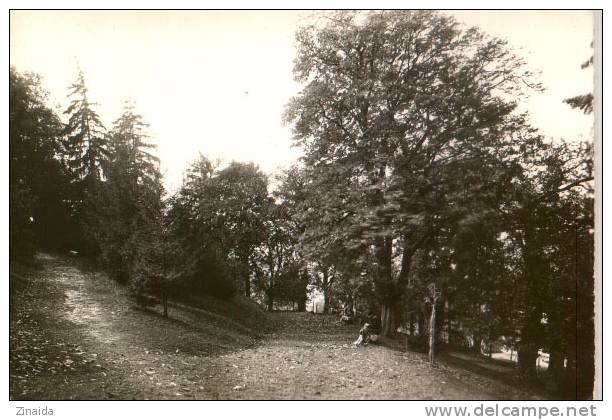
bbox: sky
[9,10,595,192]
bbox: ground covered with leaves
[10,253,544,400]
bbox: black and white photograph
[8,7,601,405]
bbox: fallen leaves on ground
[10,254,544,401]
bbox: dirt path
[10,254,543,400]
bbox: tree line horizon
[10,11,595,399]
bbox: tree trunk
[437,299,446,345]
[574,271,594,399]
[266,292,274,312]
[241,253,250,298]
[548,350,564,374]
[417,312,424,337]
[518,218,545,380]
[381,302,397,337]
[323,288,330,314]
[518,309,543,380]
[375,234,395,337]
[563,356,578,399]
[548,350,565,395]
[321,267,331,314]
[518,343,539,380]
[429,300,436,363]
[409,312,415,336]
[297,298,306,312]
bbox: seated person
[354,323,371,346]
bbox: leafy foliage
[166,156,269,299]
[284,10,543,335]
[283,11,594,397]
[9,13,595,399]
[563,52,594,115]
[9,67,74,258]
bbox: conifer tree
[95,101,164,289]
[63,69,109,254]
[64,69,108,186]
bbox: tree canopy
[9,12,595,399]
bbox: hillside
[10,253,269,399]
[10,253,544,400]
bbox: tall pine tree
[63,69,109,254]
[95,101,164,289]
[64,69,108,186]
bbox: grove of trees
[9,11,595,400]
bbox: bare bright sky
[9,10,595,192]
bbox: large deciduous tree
[501,139,593,386]
[284,11,541,336]
[207,162,269,297]
[10,67,74,259]
[252,199,302,311]
[167,156,269,299]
